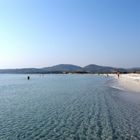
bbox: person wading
[27,76,30,80]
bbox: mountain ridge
[0,64,139,74]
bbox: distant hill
[0,68,41,74]
[42,64,83,72]
[126,68,140,73]
[0,64,140,74]
[83,64,117,73]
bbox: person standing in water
[27,76,30,80]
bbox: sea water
[0,74,140,140]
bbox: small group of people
[106,72,120,79]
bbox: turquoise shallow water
[0,74,140,140]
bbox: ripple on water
[0,74,140,140]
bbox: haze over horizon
[0,0,140,69]
[0,63,139,70]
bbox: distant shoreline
[0,64,140,74]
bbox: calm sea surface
[0,74,140,140]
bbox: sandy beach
[112,74,140,92]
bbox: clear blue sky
[0,0,140,68]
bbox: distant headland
[0,64,140,74]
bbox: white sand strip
[112,74,140,92]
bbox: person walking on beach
[117,72,120,79]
